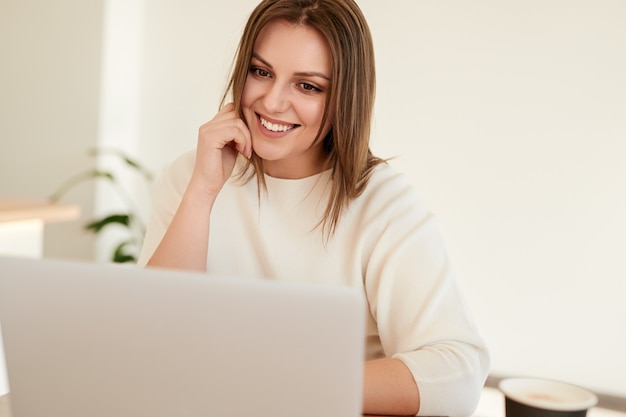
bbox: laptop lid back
[0,256,365,417]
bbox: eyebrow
[252,52,331,81]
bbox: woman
[138,0,490,415]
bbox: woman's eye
[251,67,271,78]
[299,82,321,92]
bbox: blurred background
[1,0,624,401]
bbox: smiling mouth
[257,114,300,133]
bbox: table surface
[0,393,403,417]
[0,389,509,417]
[1,389,624,417]
[0,198,79,224]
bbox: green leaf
[112,240,136,263]
[49,170,116,202]
[123,156,143,171]
[122,157,153,182]
[92,171,116,181]
[88,147,154,182]
[84,214,131,233]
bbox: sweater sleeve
[362,173,490,417]
[136,150,195,267]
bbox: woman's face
[241,20,332,179]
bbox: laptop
[0,256,365,417]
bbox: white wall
[1,0,624,399]
[135,0,260,174]
[358,0,626,397]
[93,0,146,262]
[130,0,625,396]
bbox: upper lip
[256,112,300,128]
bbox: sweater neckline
[263,168,331,183]
[262,168,332,199]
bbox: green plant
[49,148,154,263]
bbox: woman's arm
[360,169,490,417]
[145,103,251,271]
[363,358,420,416]
[146,187,215,271]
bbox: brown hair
[221,0,385,237]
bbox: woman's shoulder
[364,162,420,198]
[152,149,196,196]
[159,150,253,194]
[166,149,196,176]
[355,162,430,216]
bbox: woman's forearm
[146,189,215,272]
[362,358,420,416]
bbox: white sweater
[138,150,490,417]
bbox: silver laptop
[0,256,365,417]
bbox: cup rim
[499,377,599,412]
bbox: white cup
[499,377,598,417]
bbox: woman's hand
[146,104,251,271]
[188,103,252,199]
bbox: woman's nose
[262,82,290,113]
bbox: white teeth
[259,116,295,132]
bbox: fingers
[199,119,251,158]
[190,104,253,196]
[199,103,252,159]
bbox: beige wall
[0,0,104,260]
[1,0,624,398]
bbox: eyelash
[299,82,322,93]
[250,66,271,78]
[249,66,323,93]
